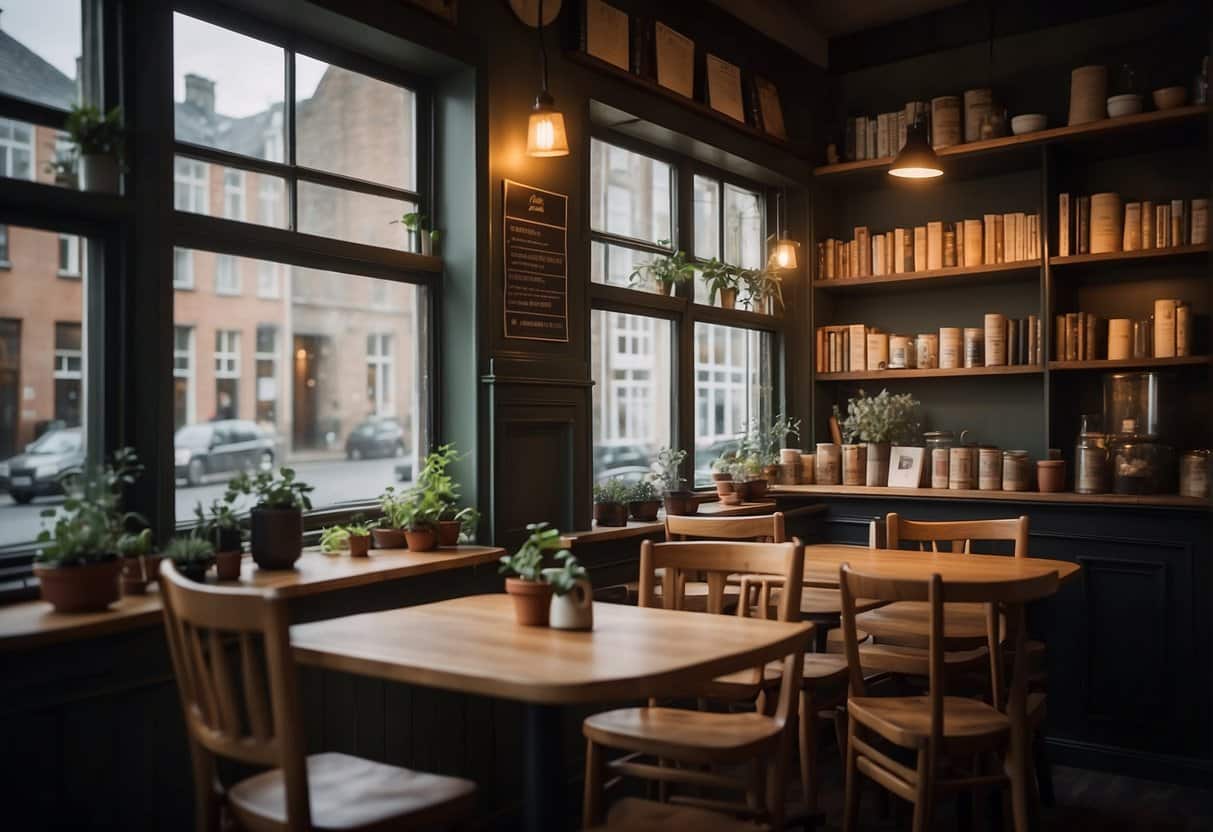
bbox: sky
[1,2,326,118]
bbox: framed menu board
[753,75,787,139]
[503,180,569,343]
[654,22,694,98]
[583,0,629,71]
[705,53,744,122]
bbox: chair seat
[856,601,992,649]
[849,696,1009,750]
[228,751,476,832]
[593,797,759,831]
[853,641,989,677]
[625,579,741,613]
[826,627,870,653]
[584,707,780,764]
[704,653,850,699]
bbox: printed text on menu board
[503,180,569,342]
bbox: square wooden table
[292,593,812,832]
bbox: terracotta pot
[628,500,661,522]
[35,559,122,613]
[121,556,149,595]
[594,502,628,527]
[747,479,769,499]
[176,561,212,583]
[437,520,462,547]
[720,490,742,506]
[250,507,303,569]
[215,550,243,581]
[371,527,407,549]
[348,534,371,557]
[505,578,554,626]
[404,528,437,552]
[658,281,673,297]
[213,527,242,554]
[711,471,732,483]
[719,287,737,309]
[715,478,736,499]
[762,464,780,483]
[663,491,699,516]
[866,442,891,487]
[1037,460,1066,493]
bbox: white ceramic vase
[81,154,119,193]
[549,578,593,630]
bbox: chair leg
[842,715,861,832]
[1033,733,1055,807]
[1006,746,1030,832]
[582,738,604,829]
[911,746,934,832]
[798,688,819,813]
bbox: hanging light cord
[537,0,550,94]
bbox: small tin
[1180,450,1210,499]
[978,446,1003,490]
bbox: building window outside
[259,176,282,227]
[174,247,195,289]
[58,234,81,277]
[214,328,240,420]
[256,260,281,298]
[366,333,394,417]
[0,225,9,265]
[223,168,246,220]
[215,254,240,295]
[255,324,278,425]
[53,321,84,428]
[173,325,195,429]
[693,322,772,485]
[0,118,35,180]
[174,157,209,214]
[692,176,765,306]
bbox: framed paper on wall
[654,22,694,99]
[887,446,926,488]
[583,0,629,71]
[705,53,744,122]
[753,75,787,139]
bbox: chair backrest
[159,560,312,829]
[665,512,786,543]
[838,562,1058,740]
[884,512,1029,557]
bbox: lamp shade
[768,236,800,271]
[526,92,569,158]
[888,118,943,179]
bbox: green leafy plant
[834,389,921,444]
[628,240,695,291]
[498,521,567,583]
[164,536,215,565]
[227,467,314,511]
[739,266,785,312]
[711,451,737,475]
[744,413,802,467]
[452,505,480,541]
[65,104,123,158]
[116,528,153,558]
[379,485,410,529]
[544,549,588,596]
[628,480,659,502]
[700,258,740,305]
[592,477,631,504]
[193,494,240,537]
[320,519,374,553]
[392,211,428,232]
[36,447,145,566]
[651,446,688,494]
[417,444,462,517]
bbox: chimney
[184,73,215,117]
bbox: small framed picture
[753,75,787,139]
[583,0,630,71]
[887,446,926,488]
[705,53,744,122]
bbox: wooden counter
[771,483,1210,509]
[558,500,778,547]
[0,545,504,652]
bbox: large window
[692,176,766,307]
[0,119,35,181]
[589,139,672,295]
[174,325,196,430]
[693,322,773,485]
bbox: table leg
[523,703,567,832]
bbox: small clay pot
[1037,460,1066,493]
[176,561,213,583]
[371,527,407,550]
[658,281,673,297]
[35,559,122,613]
[715,478,736,499]
[506,577,554,626]
[348,534,371,557]
[719,287,737,309]
[663,491,699,516]
[250,507,303,570]
[213,527,242,554]
[747,479,769,499]
[720,490,742,506]
[711,471,732,483]
[437,520,462,547]
[761,464,780,483]
[215,550,243,581]
[594,501,629,527]
[121,556,148,596]
[404,528,438,552]
[628,500,661,521]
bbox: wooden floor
[803,762,1213,831]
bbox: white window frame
[174,325,196,426]
[54,323,83,380]
[174,157,210,214]
[366,333,394,417]
[254,324,279,424]
[215,329,241,378]
[0,118,35,181]
[256,259,281,298]
[223,169,246,220]
[258,176,282,227]
[215,254,241,295]
[58,234,81,277]
[0,224,10,265]
[173,247,195,289]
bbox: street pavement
[0,456,407,549]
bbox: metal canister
[889,334,912,369]
[1180,450,1210,499]
[916,333,939,369]
[1075,431,1109,494]
[924,430,954,489]
[963,327,984,368]
[978,446,1003,490]
[815,443,840,485]
[1002,450,1031,491]
[948,442,977,490]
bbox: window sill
[56,271,81,279]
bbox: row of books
[1057,193,1209,257]
[815,316,1041,374]
[838,90,1002,163]
[817,213,1042,280]
[842,101,929,162]
[1054,301,1196,362]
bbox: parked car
[175,420,277,487]
[0,428,85,504]
[394,459,415,483]
[345,417,407,460]
[593,444,654,484]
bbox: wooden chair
[582,539,807,830]
[159,561,477,832]
[839,563,1058,832]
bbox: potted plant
[711,452,740,503]
[227,467,314,569]
[397,488,444,552]
[66,104,123,193]
[834,389,921,487]
[733,453,765,501]
[375,486,410,549]
[545,549,592,631]
[745,413,802,488]
[117,528,156,595]
[440,506,479,547]
[499,522,565,626]
[165,537,215,583]
[429,229,442,258]
[391,211,432,255]
[592,478,630,527]
[320,519,375,558]
[700,258,740,309]
[628,240,695,297]
[626,480,661,521]
[415,444,466,545]
[44,156,78,189]
[740,266,785,314]
[193,495,242,554]
[653,446,697,516]
[33,447,143,613]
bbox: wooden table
[800,543,1080,589]
[292,593,812,832]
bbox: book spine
[1002,212,1014,263]
[1153,298,1177,358]
[849,324,867,371]
[1090,193,1123,254]
[1058,193,1071,257]
[1085,313,1097,360]
[1177,303,1192,356]
[866,332,889,371]
[1141,201,1154,250]
[963,220,983,267]
[927,221,943,270]
[913,226,927,271]
[1107,318,1131,360]
[1156,204,1171,248]
[943,223,957,268]
[1054,315,1065,361]
[1123,202,1142,251]
[1077,196,1091,255]
[983,214,997,264]
[1171,199,1184,247]
[1065,312,1079,361]
[984,313,1007,366]
[1191,198,1209,245]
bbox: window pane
[173,156,288,228]
[0,1,81,110]
[693,175,720,259]
[298,181,415,250]
[693,322,772,486]
[0,226,90,548]
[296,54,416,191]
[591,310,672,485]
[173,13,286,162]
[589,139,672,245]
[724,184,764,269]
[591,241,670,295]
[172,249,426,519]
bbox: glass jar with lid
[1074,414,1108,494]
[924,430,954,489]
[1110,437,1171,494]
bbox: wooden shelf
[813,105,1208,177]
[817,365,1042,382]
[815,260,1038,292]
[1049,244,1208,267]
[1048,355,1210,372]
[771,483,1209,510]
